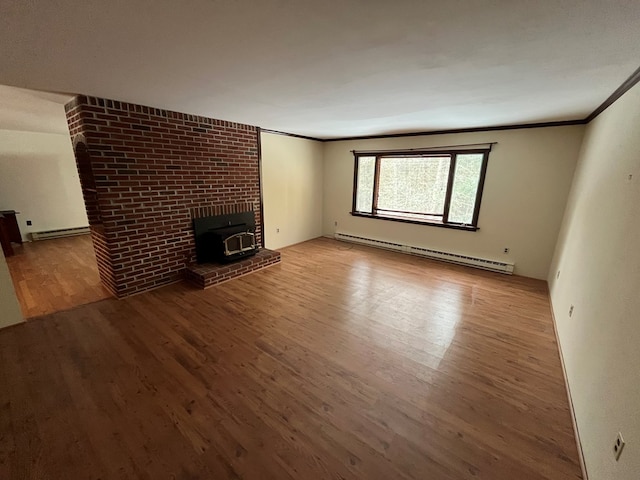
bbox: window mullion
[351,154,359,213]
[442,154,457,223]
[471,151,489,226]
[372,156,381,214]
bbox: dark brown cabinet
[0,210,22,257]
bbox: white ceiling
[1,0,639,139]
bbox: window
[352,148,490,230]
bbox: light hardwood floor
[0,238,582,479]
[5,234,111,318]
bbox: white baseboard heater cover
[31,226,91,241]
[334,232,514,274]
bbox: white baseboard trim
[548,294,589,480]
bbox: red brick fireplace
[65,95,278,297]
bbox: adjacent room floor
[5,234,111,318]
[0,238,583,479]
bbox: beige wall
[0,252,23,329]
[548,82,640,480]
[323,126,585,279]
[0,130,88,241]
[261,132,324,250]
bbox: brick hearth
[185,249,281,289]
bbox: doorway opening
[0,87,112,319]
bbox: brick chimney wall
[65,96,262,297]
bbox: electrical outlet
[557,270,561,279]
[503,247,509,254]
[26,220,32,226]
[276,228,280,233]
[334,221,338,226]
[569,305,574,317]
[614,432,625,461]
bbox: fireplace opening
[193,210,259,264]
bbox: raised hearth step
[185,248,281,289]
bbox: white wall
[323,126,584,279]
[261,132,324,250]
[0,252,23,329]
[548,83,640,480]
[0,130,88,241]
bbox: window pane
[355,156,375,213]
[377,156,450,216]
[448,153,484,224]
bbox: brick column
[65,96,261,297]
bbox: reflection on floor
[0,238,583,479]
[5,234,111,318]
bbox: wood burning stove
[193,211,259,264]
[221,230,256,257]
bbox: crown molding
[321,119,586,143]
[585,65,640,123]
[260,128,323,142]
[261,63,640,142]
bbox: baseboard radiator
[334,232,514,274]
[31,226,91,241]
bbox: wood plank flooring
[5,234,111,318]
[0,237,583,479]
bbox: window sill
[350,212,479,231]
